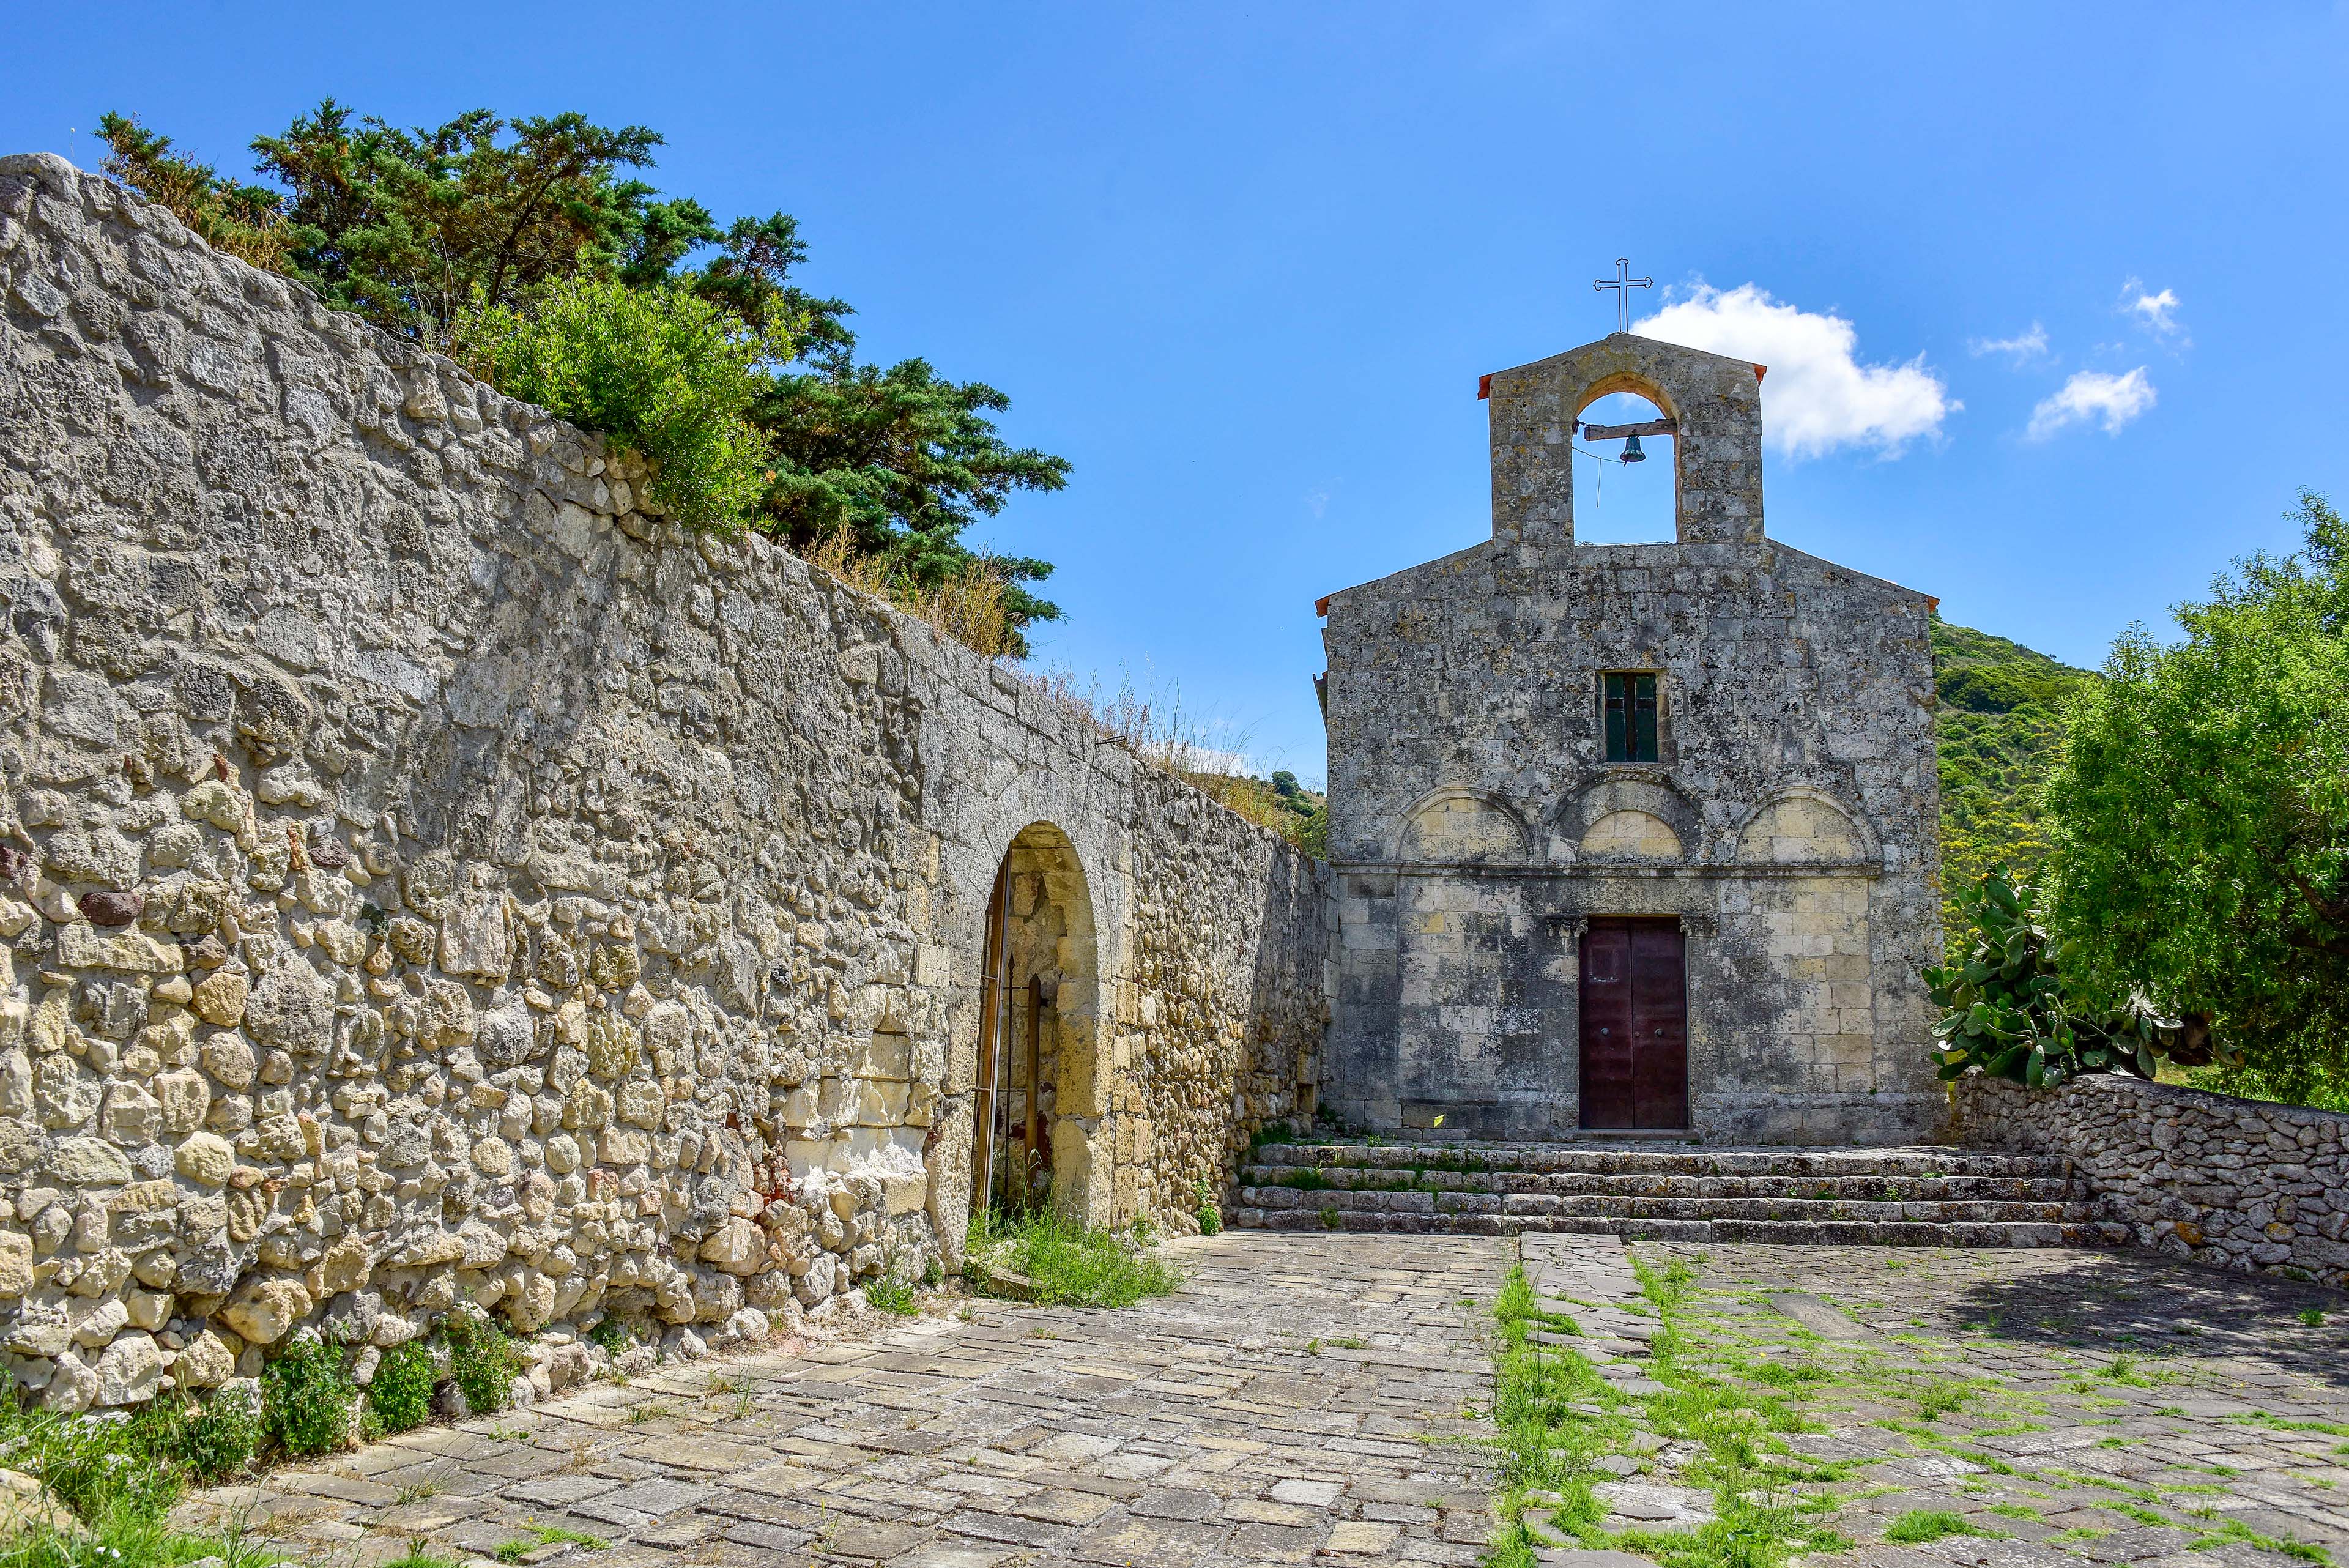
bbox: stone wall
[0,152,1327,1411]
[1951,1072,2349,1290]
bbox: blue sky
[7,2,2347,787]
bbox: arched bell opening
[968,820,1106,1228]
[1572,374,1680,544]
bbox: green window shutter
[1633,674,1658,762]
[1604,674,1628,761]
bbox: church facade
[1318,333,1945,1145]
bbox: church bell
[1620,434,1646,463]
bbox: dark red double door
[1578,919,1689,1130]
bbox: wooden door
[1578,919,1688,1129]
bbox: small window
[1603,672,1660,763]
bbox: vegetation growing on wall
[459,277,783,532]
[97,103,1067,652]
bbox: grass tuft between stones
[1883,1508,2002,1544]
[966,1210,1182,1308]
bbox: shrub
[367,1342,437,1436]
[1193,1175,1223,1236]
[262,1334,356,1457]
[459,278,782,533]
[158,1384,261,1484]
[441,1311,525,1416]
[1925,866,2225,1089]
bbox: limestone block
[702,1218,765,1276]
[244,959,333,1056]
[220,1276,311,1346]
[0,1230,30,1297]
[313,1236,373,1295]
[45,1137,132,1186]
[154,1070,210,1133]
[180,781,245,831]
[174,1330,236,1388]
[882,1172,928,1216]
[854,1079,910,1126]
[54,924,184,973]
[98,1082,161,1142]
[93,1332,163,1407]
[175,1131,234,1186]
[584,1008,637,1081]
[440,893,514,978]
[1580,810,1683,860]
[42,1350,96,1412]
[7,1301,70,1358]
[617,1079,664,1131]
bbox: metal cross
[1593,258,1653,333]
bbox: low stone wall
[0,152,1327,1411]
[1951,1071,2349,1289]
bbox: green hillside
[1931,617,2096,946]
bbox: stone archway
[968,821,1109,1229]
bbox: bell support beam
[1579,418,1678,441]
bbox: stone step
[1234,1185,2095,1225]
[1249,1140,2068,1180]
[1228,1206,2131,1248]
[1238,1165,2078,1202]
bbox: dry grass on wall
[802,529,1019,660]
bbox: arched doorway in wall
[968,822,1105,1225]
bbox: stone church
[1318,332,1944,1145]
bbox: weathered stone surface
[1321,333,1939,1145]
[188,969,248,1027]
[174,1131,235,1186]
[77,889,144,926]
[0,152,1326,1410]
[220,1277,311,1347]
[93,1331,164,1406]
[174,1330,236,1388]
[1954,1071,2349,1290]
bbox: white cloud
[1632,284,1956,459]
[1304,488,1330,519]
[2121,278,2184,340]
[1168,741,1253,776]
[2026,368,2156,440]
[1969,323,2049,363]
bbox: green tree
[751,355,1068,632]
[2044,492,2349,1107]
[247,101,714,344]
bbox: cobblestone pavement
[1601,1243,2349,1568]
[188,1232,1508,1567]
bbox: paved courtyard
[191,1232,1509,1566]
[183,1232,2349,1568]
[1603,1241,2349,1568]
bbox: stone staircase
[1230,1139,2126,1247]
